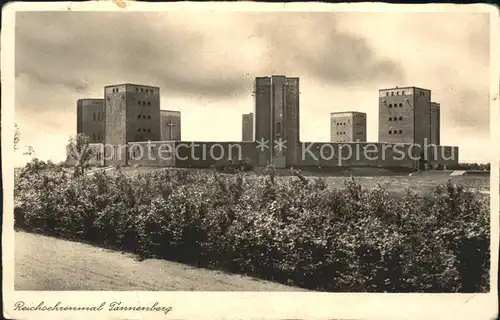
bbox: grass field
[15,231,306,291]
[322,175,490,194]
[102,166,490,195]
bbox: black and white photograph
[2,2,498,319]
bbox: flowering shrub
[14,161,490,292]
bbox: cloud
[252,13,405,85]
[15,11,404,104]
[12,11,491,162]
[16,12,251,99]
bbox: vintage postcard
[2,1,499,319]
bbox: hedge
[14,161,490,292]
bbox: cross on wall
[166,120,176,141]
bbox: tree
[23,145,36,157]
[67,133,96,177]
[14,123,20,151]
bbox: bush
[14,164,490,292]
[213,158,255,173]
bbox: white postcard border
[2,2,499,320]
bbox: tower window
[389,117,392,121]
[386,92,389,96]
[389,104,392,108]
[147,101,151,106]
[138,115,141,119]
[136,88,138,92]
[399,116,403,120]
[138,128,142,132]
[147,129,151,133]
[399,130,403,134]
[399,103,403,107]
[148,115,151,119]
[389,130,392,134]
[141,88,144,92]
[276,122,282,134]
[93,112,96,121]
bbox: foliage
[67,133,96,177]
[23,145,36,157]
[213,157,255,173]
[14,164,490,292]
[13,123,37,157]
[14,123,20,151]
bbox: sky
[13,10,491,163]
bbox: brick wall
[128,141,176,167]
[161,110,182,141]
[99,140,458,170]
[425,145,459,168]
[298,142,418,169]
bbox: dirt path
[15,231,306,291]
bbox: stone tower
[430,102,441,146]
[76,98,105,143]
[378,86,432,147]
[104,83,161,165]
[241,112,253,142]
[330,111,367,143]
[254,75,300,168]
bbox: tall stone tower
[330,111,367,142]
[77,98,105,143]
[241,112,254,142]
[378,86,431,147]
[254,75,300,168]
[104,83,161,165]
[430,102,441,146]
